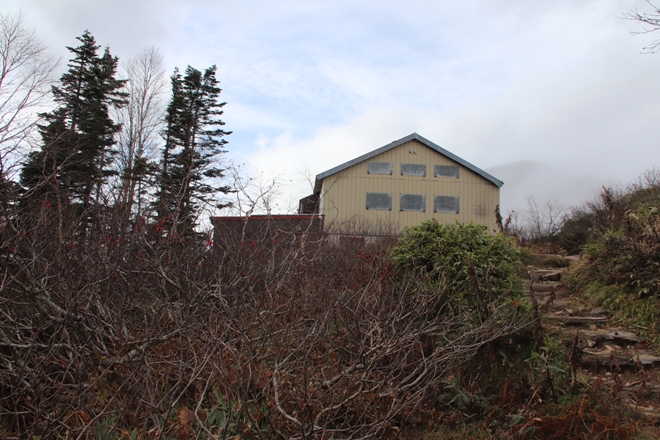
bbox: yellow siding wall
[320,139,500,233]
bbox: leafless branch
[622,1,660,53]
[0,12,58,177]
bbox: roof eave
[314,133,503,188]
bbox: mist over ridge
[486,160,610,216]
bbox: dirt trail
[528,256,660,423]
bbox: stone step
[580,347,660,369]
[579,329,640,347]
[539,271,563,282]
[611,381,660,423]
[626,402,660,420]
[542,315,608,325]
[534,292,610,317]
[543,298,571,310]
[530,254,570,267]
[529,269,564,282]
[621,381,660,400]
[528,281,562,293]
[603,378,660,419]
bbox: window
[366,192,392,210]
[434,195,459,213]
[367,162,392,175]
[400,194,426,212]
[401,163,426,177]
[434,165,459,178]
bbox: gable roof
[314,133,503,193]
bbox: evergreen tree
[157,65,231,234]
[21,31,127,209]
[156,68,184,220]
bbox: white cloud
[3,0,659,216]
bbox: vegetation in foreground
[5,202,653,439]
[558,172,660,351]
[1,207,538,438]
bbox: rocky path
[528,256,660,423]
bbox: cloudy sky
[4,0,660,215]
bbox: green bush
[565,180,660,349]
[390,220,524,298]
[389,220,526,327]
[550,208,595,255]
[575,205,660,299]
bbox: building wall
[212,215,323,241]
[320,139,500,233]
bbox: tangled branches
[0,205,532,438]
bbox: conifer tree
[21,31,127,209]
[157,65,230,234]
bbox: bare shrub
[622,0,660,54]
[504,196,568,245]
[1,199,533,438]
[0,12,58,173]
